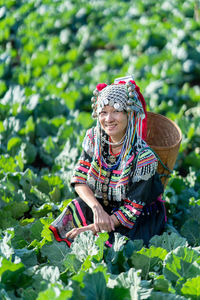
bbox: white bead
[127,107,132,112]
[129,92,134,98]
[93,89,99,96]
[92,112,97,118]
[114,103,120,109]
[128,87,134,92]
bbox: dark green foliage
[0,0,200,298]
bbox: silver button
[104,177,109,184]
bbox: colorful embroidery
[71,127,158,229]
[133,148,158,183]
[113,197,144,228]
[114,210,135,229]
[71,157,91,185]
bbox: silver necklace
[102,133,126,146]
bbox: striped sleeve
[71,154,92,185]
[71,128,94,186]
[114,199,144,229]
[114,172,164,229]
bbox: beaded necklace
[102,133,126,146]
[96,111,138,173]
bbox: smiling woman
[99,106,128,144]
[49,77,166,247]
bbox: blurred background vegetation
[0,1,200,299]
[0,0,200,243]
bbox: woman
[49,78,166,247]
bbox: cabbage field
[0,0,200,299]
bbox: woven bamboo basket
[146,112,182,187]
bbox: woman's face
[98,105,128,141]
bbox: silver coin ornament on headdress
[91,80,145,119]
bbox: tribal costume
[49,77,166,247]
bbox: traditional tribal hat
[91,77,147,140]
[91,80,144,117]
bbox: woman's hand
[74,183,116,233]
[92,205,115,233]
[65,212,120,240]
[65,224,96,240]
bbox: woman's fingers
[94,223,100,233]
[107,218,115,232]
[92,206,115,232]
[66,231,74,239]
[96,217,114,232]
[66,228,80,239]
[101,220,112,232]
[66,225,98,239]
[110,218,115,231]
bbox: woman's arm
[70,129,116,233]
[75,183,101,210]
[113,173,164,229]
[110,214,120,227]
[75,183,115,233]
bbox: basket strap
[134,146,173,178]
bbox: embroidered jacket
[71,127,163,229]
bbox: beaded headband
[91,80,145,119]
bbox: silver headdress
[91,79,145,120]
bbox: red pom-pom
[96,83,107,91]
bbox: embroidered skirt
[49,197,166,247]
